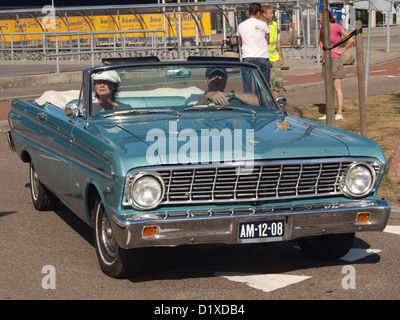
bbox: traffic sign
[331,7,346,20]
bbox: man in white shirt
[237,2,270,92]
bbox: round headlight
[130,174,164,210]
[342,163,375,197]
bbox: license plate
[238,219,285,243]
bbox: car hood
[91,113,369,169]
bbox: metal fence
[0,1,322,71]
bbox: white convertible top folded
[34,87,204,109]
[35,90,80,109]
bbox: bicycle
[220,35,239,55]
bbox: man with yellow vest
[262,5,284,98]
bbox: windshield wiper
[184,105,256,115]
[103,109,180,118]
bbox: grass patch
[288,92,400,206]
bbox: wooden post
[321,0,335,126]
[355,20,367,136]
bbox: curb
[0,71,81,90]
[0,120,9,130]
[390,206,400,219]
[2,52,400,91]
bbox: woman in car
[91,70,130,115]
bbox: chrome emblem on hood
[275,119,291,132]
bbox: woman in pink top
[318,11,354,120]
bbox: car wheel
[30,162,57,211]
[297,233,355,260]
[93,197,145,278]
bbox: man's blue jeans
[242,57,270,93]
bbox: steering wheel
[226,92,246,105]
[204,92,246,106]
[205,99,215,106]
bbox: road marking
[340,248,381,262]
[296,72,317,76]
[384,225,400,235]
[215,272,311,293]
[370,69,386,73]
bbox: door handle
[37,112,47,121]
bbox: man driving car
[196,67,260,106]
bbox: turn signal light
[357,213,371,223]
[143,226,157,237]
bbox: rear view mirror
[166,69,191,78]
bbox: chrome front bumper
[110,199,391,249]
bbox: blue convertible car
[7,57,390,278]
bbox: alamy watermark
[41,265,56,290]
[341,265,356,290]
[41,5,56,30]
[145,120,255,173]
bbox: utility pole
[321,0,335,126]
[355,20,367,136]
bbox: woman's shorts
[270,60,284,92]
[322,57,345,79]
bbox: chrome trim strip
[70,138,114,177]
[122,199,381,220]
[10,107,114,179]
[12,128,113,180]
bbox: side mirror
[276,95,287,112]
[65,102,79,122]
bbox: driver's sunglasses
[207,71,226,79]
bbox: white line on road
[215,272,311,293]
[296,72,317,76]
[383,225,400,235]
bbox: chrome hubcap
[31,165,39,200]
[98,205,117,262]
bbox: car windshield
[89,62,278,118]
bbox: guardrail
[0,2,326,72]
[1,29,165,72]
[0,28,221,72]
[45,29,168,73]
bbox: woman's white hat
[92,70,121,84]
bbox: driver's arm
[196,91,229,105]
[235,92,260,106]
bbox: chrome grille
[153,159,381,205]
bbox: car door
[67,117,115,222]
[33,103,74,206]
